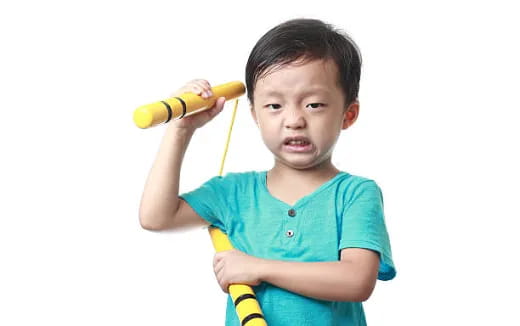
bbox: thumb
[208,97,226,117]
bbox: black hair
[245,18,362,107]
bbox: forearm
[257,259,373,302]
[138,125,194,229]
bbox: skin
[213,58,380,302]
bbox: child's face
[251,58,358,170]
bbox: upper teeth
[289,140,306,145]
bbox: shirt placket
[282,206,298,243]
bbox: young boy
[139,18,396,325]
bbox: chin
[276,157,322,170]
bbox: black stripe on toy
[241,313,264,326]
[160,101,172,123]
[234,293,257,307]
[174,97,187,119]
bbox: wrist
[166,124,195,138]
[255,257,272,282]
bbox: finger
[214,251,225,262]
[220,278,229,293]
[196,79,212,95]
[171,83,203,98]
[201,101,224,121]
[213,254,220,268]
[208,97,226,115]
[215,266,231,294]
[195,79,211,90]
[193,80,209,92]
[214,261,224,275]
[192,80,212,98]
[216,265,223,279]
[215,97,226,111]
[216,270,228,293]
[187,83,205,96]
[220,282,227,293]
[191,79,210,88]
[213,265,222,281]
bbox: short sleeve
[179,176,227,231]
[339,180,396,281]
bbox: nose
[284,107,306,129]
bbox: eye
[306,103,325,109]
[266,104,281,110]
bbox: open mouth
[285,139,310,145]
[283,137,313,152]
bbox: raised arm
[138,79,226,231]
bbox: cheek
[314,119,342,144]
[257,126,279,148]
[260,127,276,143]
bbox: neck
[268,159,340,185]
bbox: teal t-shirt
[180,171,396,326]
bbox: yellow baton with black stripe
[209,227,267,326]
[133,81,245,129]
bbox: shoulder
[218,170,263,183]
[335,171,380,190]
[220,170,262,180]
[204,170,264,190]
[335,172,382,203]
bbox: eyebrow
[261,88,330,97]
[262,90,283,96]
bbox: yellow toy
[135,81,267,326]
[209,228,267,326]
[133,81,245,129]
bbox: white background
[1,0,519,325]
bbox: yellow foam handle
[133,81,245,129]
[209,227,267,326]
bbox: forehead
[254,58,340,98]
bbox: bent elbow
[358,287,374,302]
[341,278,377,302]
[139,211,166,231]
[357,279,377,302]
[140,220,161,231]
[343,287,373,302]
[139,218,159,231]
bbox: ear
[342,101,359,130]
